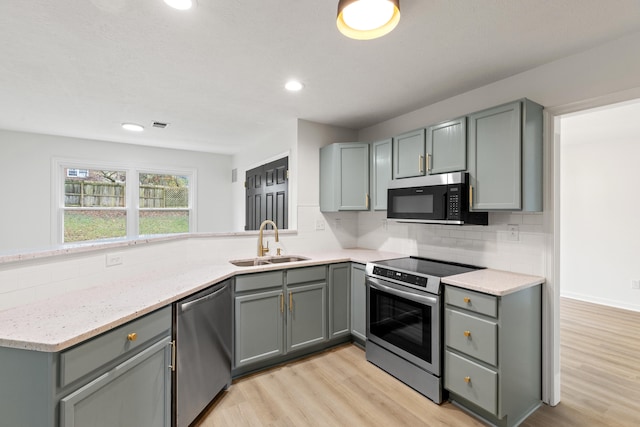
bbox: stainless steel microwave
[387,172,488,225]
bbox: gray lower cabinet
[234,288,285,366]
[467,99,543,211]
[234,267,327,370]
[328,263,351,339]
[350,263,367,343]
[320,142,370,212]
[371,138,392,210]
[393,128,426,178]
[287,282,327,352]
[426,117,467,174]
[444,285,541,427]
[60,337,172,427]
[0,306,172,427]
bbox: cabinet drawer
[445,286,498,318]
[236,271,284,292]
[445,308,498,365]
[287,265,326,285]
[59,306,171,388]
[445,351,498,415]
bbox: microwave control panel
[447,184,462,220]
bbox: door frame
[544,86,640,406]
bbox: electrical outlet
[382,219,388,231]
[106,253,123,267]
[632,280,640,290]
[315,220,325,231]
[507,224,519,241]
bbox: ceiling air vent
[152,121,168,129]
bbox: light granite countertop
[0,249,403,352]
[443,268,544,296]
[0,250,544,353]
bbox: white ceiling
[1,0,640,155]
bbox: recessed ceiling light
[164,0,193,11]
[121,123,145,132]
[285,80,304,92]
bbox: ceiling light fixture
[285,80,304,92]
[164,0,193,11]
[337,0,400,40]
[121,123,145,132]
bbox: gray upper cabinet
[393,129,426,178]
[467,99,543,211]
[426,117,467,174]
[328,263,351,340]
[320,142,370,212]
[371,139,392,210]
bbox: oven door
[366,276,440,375]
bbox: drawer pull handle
[464,376,471,383]
[463,330,471,338]
[127,333,138,342]
[463,297,471,304]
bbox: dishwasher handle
[179,282,228,313]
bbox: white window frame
[52,158,196,245]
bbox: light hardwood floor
[196,298,640,426]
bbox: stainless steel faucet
[258,220,279,257]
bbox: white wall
[230,120,297,231]
[0,129,233,253]
[296,119,360,249]
[560,101,640,311]
[356,30,640,278]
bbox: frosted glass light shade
[337,0,400,40]
[164,0,193,11]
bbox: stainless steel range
[365,257,482,403]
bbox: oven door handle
[368,278,438,306]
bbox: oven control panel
[372,266,428,288]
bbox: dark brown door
[245,157,288,230]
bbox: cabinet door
[340,144,370,210]
[235,289,284,367]
[426,118,466,174]
[350,263,367,342]
[60,337,172,427]
[468,102,522,210]
[393,129,426,178]
[328,263,351,339]
[320,143,370,212]
[371,139,392,210]
[286,283,327,352]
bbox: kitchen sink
[267,256,309,264]
[229,255,309,267]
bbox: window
[55,160,195,244]
[63,168,127,243]
[138,173,190,236]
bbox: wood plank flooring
[196,298,640,426]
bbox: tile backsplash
[357,211,549,275]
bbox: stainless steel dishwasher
[174,279,232,427]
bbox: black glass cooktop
[374,256,480,278]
